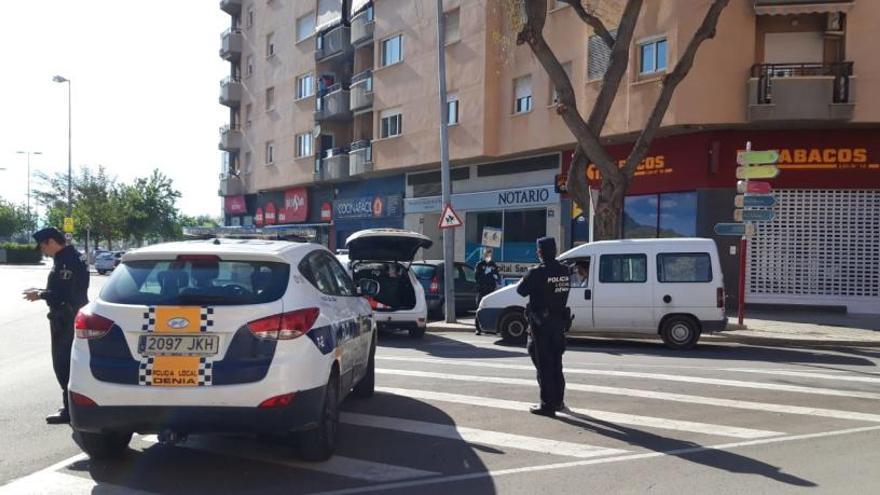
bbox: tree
[117,170,182,246]
[0,199,31,240]
[511,0,729,239]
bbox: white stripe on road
[723,368,880,384]
[138,435,438,483]
[378,356,880,400]
[376,387,780,439]
[341,412,628,459]
[0,470,156,495]
[377,368,880,423]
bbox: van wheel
[73,430,131,460]
[499,310,528,345]
[660,316,701,350]
[352,339,375,398]
[409,326,426,339]
[298,372,340,462]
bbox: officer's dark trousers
[48,307,75,411]
[527,320,566,409]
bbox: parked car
[94,251,124,275]
[411,260,479,319]
[344,229,433,338]
[476,238,727,349]
[69,237,378,461]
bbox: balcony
[350,70,373,113]
[315,148,350,181]
[351,6,375,47]
[220,28,243,61]
[219,0,242,15]
[219,76,243,107]
[349,140,373,176]
[219,124,243,151]
[315,84,352,121]
[747,62,855,121]
[219,174,244,196]
[315,25,352,63]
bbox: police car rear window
[100,259,290,306]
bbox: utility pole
[53,75,72,218]
[15,150,42,229]
[436,0,456,323]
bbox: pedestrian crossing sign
[438,204,462,229]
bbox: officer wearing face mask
[474,248,501,335]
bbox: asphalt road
[1,264,879,494]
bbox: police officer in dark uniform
[516,237,570,418]
[474,248,501,335]
[23,227,90,424]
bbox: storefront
[224,194,257,227]
[254,187,332,245]
[332,175,405,250]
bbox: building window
[639,37,667,75]
[246,7,254,28]
[599,254,648,283]
[381,34,403,66]
[265,87,275,111]
[513,75,532,114]
[465,209,547,264]
[244,151,252,173]
[246,55,254,76]
[444,9,460,44]
[446,92,459,125]
[623,191,697,239]
[265,141,275,165]
[296,132,313,157]
[296,73,314,100]
[380,109,403,138]
[551,62,573,104]
[266,32,276,57]
[297,12,315,42]
[245,104,253,127]
[587,30,616,81]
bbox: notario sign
[497,188,550,207]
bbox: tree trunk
[593,175,626,241]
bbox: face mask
[484,256,492,262]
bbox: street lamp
[52,75,72,218]
[15,150,42,229]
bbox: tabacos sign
[279,187,308,223]
[775,147,870,170]
[587,155,671,182]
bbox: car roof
[561,237,717,259]
[123,238,317,262]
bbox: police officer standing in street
[474,247,501,335]
[22,227,90,424]
[516,237,570,418]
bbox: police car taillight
[247,308,320,340]
[74,310,115,339]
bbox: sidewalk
[428,311,880,347]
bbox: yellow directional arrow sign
[737,150,779,165]
[736,165,780,180]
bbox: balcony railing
[219,0,242,15]
[220,28,243,61]
[351,6,375,47]
[315,83,352,121]
[219,124,243,151]
[315,25,352,62]
[315,148,351,181]
[219,174,244,196]
[349,140,373,176]
[350,70,373,112]
[748,62,855,121]
[219,76,243,107]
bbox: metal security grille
[747,189,880,304]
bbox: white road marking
[378,356,880,399]
[723,368,880,384]
[341,412,628,459]
[0,469,156,494]
[138,435,438,482]
[312,424,880,495]
[377,368,880,423]
[376,387,781,439]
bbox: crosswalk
[3,337,880,494]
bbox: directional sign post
[737,180,772,194]
[734,194,776,208]
[736,165,780,180]
[737,149,779,165]
[714,223,756,237]
[734,209,775,222]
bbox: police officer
[474,247,501,335]
[516,237,570,418]
[23,227,90,424]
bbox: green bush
[0,243,43,264]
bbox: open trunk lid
[345,229,433,263]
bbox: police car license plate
[138,334,219,357]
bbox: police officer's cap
[536,236,557,256]
[33,227,65,245]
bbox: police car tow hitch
[157,430,188,445]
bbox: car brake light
[717,287,725,309]
[247,308,320,340]
[258,392,296,408]
[70,392,98,407]
[429,275,440,295]
[74,309,115,339]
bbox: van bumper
[703,317,729,333]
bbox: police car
[68,234,379,461]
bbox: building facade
[217,0,879,313]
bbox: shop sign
[482,227,502,248]
[334,194,403,219]
[255,208,264,226]
[264,203,277,225]
[404,185,558,214]
[279,187,308,223]
[497,262,538,277]
[224,195,247,215]
[320,202,333,222]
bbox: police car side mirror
[357,279,380,297]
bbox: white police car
[69,236,378,461]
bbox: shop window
[465,209,547,264]
[624,195,658,239]
[623,192,696,239]
[465,211,502,265]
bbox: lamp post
[15,150,42,229]
[52,75,72,218]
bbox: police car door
[325,253,372,383]
[566,257,594,332]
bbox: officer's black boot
[529,405,556,418]
[46,408,70,425]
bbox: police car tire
[352,338,376,398]
[409,326,426,339]
[499,311,528,345]
[298,372,340,462]
[73,430,131,460]
[660,316,701,350]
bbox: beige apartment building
[217,0,879,313]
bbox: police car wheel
[73,430,132,460]
[298,372,340,461]
[660,316,701,350]
[352,338,376,398]
[499,311,528,345]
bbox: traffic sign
[737,180,772,194]
[63,217,74,233]
[735,194,776,208]
[737,149,779,165]
[438,204,463,229]
[714,223,756,237]
[734,209,775,222]
[736,165,780,180]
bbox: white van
[476,238,727,349]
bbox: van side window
[599,254,647,283]
[657,253,712,283]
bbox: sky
[0,0,229,218]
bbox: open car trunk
[352,262,416,311]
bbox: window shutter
[587,29,616,80]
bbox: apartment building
[218,0,879,313]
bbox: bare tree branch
[622,0,730,176]
[558,0,615,48]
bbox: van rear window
[100,259,290,306]
[657,253,712,283]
